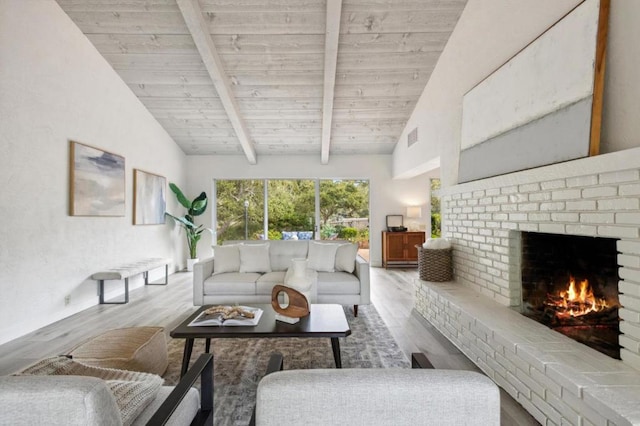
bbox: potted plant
[165,183,208,271]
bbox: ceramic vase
[187,258,199,272]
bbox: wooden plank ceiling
[56,0,467,164]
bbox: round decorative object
[271,285,310,318]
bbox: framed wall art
[458,0,609,183]
[69,141,125,216]
[133,169,167,225]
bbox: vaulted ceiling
[56,0,467,164]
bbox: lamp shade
[406,206,422,219]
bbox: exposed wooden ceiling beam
[321,0,343,164]
[176,0,257,164]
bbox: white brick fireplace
[415,148,640,425]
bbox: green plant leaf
[167,213,194,229]
[167,185,208,259]
[169,183,192,209]
[176,217,193,228]
[190,192,208,216]
[164,212,180,222]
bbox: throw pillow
[335,243,359,273]
[239,243,272,273]
[213,244,240,274]
[16,356,163,426]
[307,241,339,272]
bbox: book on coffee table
[188,306,263,327]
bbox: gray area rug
[164,304,409,426]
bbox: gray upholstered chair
[253,353,500,426]
[0,354,214,426]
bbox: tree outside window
[214,179,369,248]
[431,178,441,238]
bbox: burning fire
[546,276,609,318]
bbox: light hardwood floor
[0,267,538,425]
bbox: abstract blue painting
[70,141,125,216]
[133,169,166,225]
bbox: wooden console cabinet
[382,231,426,268]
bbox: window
[267,180,315,240]
[430,178,441,238]
[214,179,369,251]
[215,179,264,242]
[319,180,369,249]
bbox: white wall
[186,155,430,266]
[0,0,187,345]
[393,0,640,186]
[602,1,640,151]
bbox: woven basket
[417,246,453,282]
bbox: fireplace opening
[520,232,621,359]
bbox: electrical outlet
[64,295,71,306]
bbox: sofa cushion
[239,243,272,273]
[268,240,309,271]
[204,273,260,295]
[317,272,360,295]
[335,243,359,273]
[16,356,163,426]
[307,241,339,272]
[256,271,286,295]
[213,244,240,274]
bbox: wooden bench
[91,258,171,304]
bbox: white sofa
[193,240,370,316]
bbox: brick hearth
[415,280,640,425]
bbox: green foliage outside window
[267,180,315,232]
[338,227,358,241]
[320,224,339,240]
[216,179,264,242]
[431,178,442,238]
[215,179,369,245]
[355,228,370,248]
[319,180,369,225]
[267,229,282,240]
[431,213,441,238]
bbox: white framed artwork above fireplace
[415,146,640,425]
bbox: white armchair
[253,353,500,426]
[0,354,214,426]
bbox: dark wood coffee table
[171,304,351,377]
